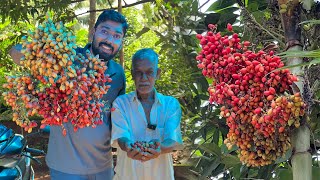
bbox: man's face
[131,59,160,95]
[91,20,124,61]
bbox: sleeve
[111,97,131,148]
[163,97,184,150]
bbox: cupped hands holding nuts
[124,139,161,162]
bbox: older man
[111,48,183,180]
[9,10,128,180]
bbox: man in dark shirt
[9,10,128,180]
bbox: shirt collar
[131,88,162,105]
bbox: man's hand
[141,139,161,162]
[118,137,145,161]
[9,44,23,65]
[126,147,145,160]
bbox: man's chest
[129,103,168,130]
[102,63,125,104]
[102,72,124,104]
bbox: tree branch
[70,0,86,3]
[74,0,154,18]
[107,0,112,8]
[198,0,210,11]
[32,0,85,9]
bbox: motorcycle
[0,124,46,180]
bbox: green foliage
[207,0,236,11]
[0,67,8,113]
[0,17,34,115]
[75,28,89,47]
[0,0,76,23]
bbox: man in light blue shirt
[111,48,183,180]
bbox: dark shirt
[45,43,126,174]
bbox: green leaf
[247,2,258,12]
[302,0,314,11]
[136,27,150,39]
[196,94,209,100]
[205,13,221,26]
[248,0,268,10]
[221,143,238,154]
[257,165,274,179]
[217,12,238,30]
[252,11,265,23]
[229,163,242,179]
[200,158,221,178]
[201,127,207,140]
[193,150,203,156]
[190,83,199,94]
[206,78,214,85]
[206,0,237,12]
[300,20,320,25]
[276,62,311,71]
[248,168,259,178]
[312,166,320,180]
[309,58,320,67]
[217,7,239,14]
[278,50,320,58]
[275,148,292,164]
[191,0,199,14]
[275,169,293,180]
[155,39,163,46]
[221,154,241,168]
[190,117,202,124]
[199,143,222,156]
[211,128,219,144]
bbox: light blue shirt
[111,90,183,180]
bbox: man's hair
[132,48,159,68]
[94,9,129,36]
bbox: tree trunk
[118,0,124,68]
[278,0,312,179]
[88,0,96,42]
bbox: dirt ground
[1,120,197,180]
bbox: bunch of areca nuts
[131,141,160,152]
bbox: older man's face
[91,20,124,61]
[131,58,160,95]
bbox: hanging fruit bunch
[195,24,305,167]
[2,14,111,135]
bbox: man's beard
[91,38,119,61]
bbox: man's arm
[118,137,132,152]
[160,139,177,154]
[8,44,23,65]
[111,99,145,161]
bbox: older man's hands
[118,137,145,161]
[119,138,162,162]
[126,146,146,161]
[119,138,170,162]
[140,139,161,162]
